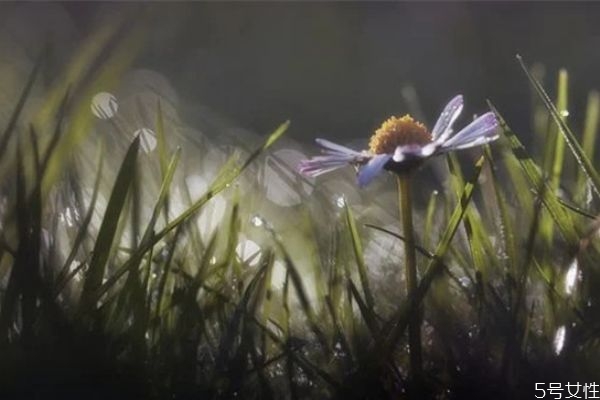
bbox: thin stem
[397,173,423,382]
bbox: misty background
[3,2,600,146]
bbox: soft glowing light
[271,260,287,289]
[185,175,208,199]
[196,197,227,241]
[91,92,118,119]
[335,195,346,208]
[59,206,79,227]
[134,128,157,153]
[560,109,570,117]
[553,325,567,355]
[236,239,261,267]
[264,149,314,207]
[251,215,264,227]
[565,258,579,295]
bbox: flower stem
[397,173,423,382]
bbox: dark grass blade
[79,136,140,311]
[484,147,517,272]
[347,278,380,338]
[576,91,600,201]
[423,190,439,250]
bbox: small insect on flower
[298,95,499,187]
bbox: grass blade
[518,55,600,199]
[344,203,375,312]
[488,101,579,247]
[80,136,140,311]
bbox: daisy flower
[298,95,499,186]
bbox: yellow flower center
[368,115,432,155]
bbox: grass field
[1,28,600,400]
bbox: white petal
[441,112,499,150]
[315,138,362,156]
[357,154,392,187]
[431,95,464,142]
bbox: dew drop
[553,325,566,355]
[251,215,264,227]
[564,258,579,296]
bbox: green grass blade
[518,55,600,199]
[347,278,379,338]
[423,190,439,250]
[484,147,517,272]
[488,101,579,246]
[550,69,569,191]
[576,91,600,200]
[344,203,375,312]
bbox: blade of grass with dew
[79,136,140,312]
[518,55,600,199]
[531,63,550,151]
[91,121,289,304]
[447,152,493,278]
[488,101,579,247]
[500,139,535,216]
[484,147,517,273]
[344,202,375,313]
[423,190,439,250]
[153,226,185,332]
[155,100,171,220]
[558,198,597,220]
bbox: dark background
[11,2,600,143]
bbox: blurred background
[2,2,600,145]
